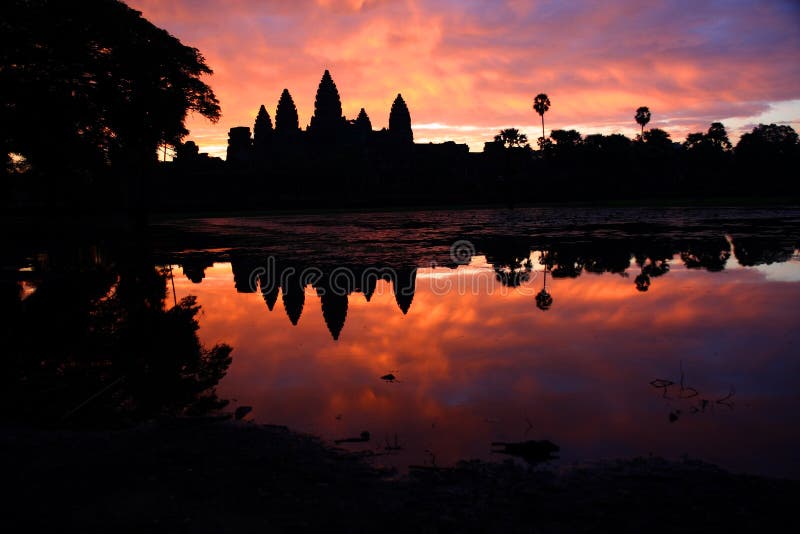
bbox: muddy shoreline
[4,417,796,532]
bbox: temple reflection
[160,228,800,341]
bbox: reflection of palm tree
[634,273,651,292]
[533,93,551,146]
[634,255,669,292]
[535,256,554,311]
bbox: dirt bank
[4,418,796,533]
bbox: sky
[127,0,800,157]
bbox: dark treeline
[1,236,232,426]
[3,1,799,213]
[162,80,800,210]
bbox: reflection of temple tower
[362,271,377,302]
[180,256,213,284]
[393,267,417,315]
[281,272,305,326]
[259,267,279,311]
[230,256,259,293]
[318,287,348,341]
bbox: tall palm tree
[635,106,651,137]
[533,93,551,146]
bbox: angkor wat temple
[160,70,800,211]
[225,70,419,164]
[170,70,474,208]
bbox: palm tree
[533,93,551,146]
[494,128,529,148]
[635,106,651,137]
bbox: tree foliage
[0,0,220,176]
[736,123,799,158]
[494,128,529,148]
[635,107,652,136]
[533,93,551,145]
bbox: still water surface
[156,208,800,477]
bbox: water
[9,207,800,477]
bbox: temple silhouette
[158,73,800,211]
[223,70,423,166]
[168,69,472,209]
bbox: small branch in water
[716,386,736,409]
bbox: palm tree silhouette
[535,251,554,311]
[494,128,529,148]
[533,94,551,147]
[635,106,651,137]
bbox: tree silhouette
[635,107,652,137]
[275,89,300,135]
[706,122,732,151]
[643,128,671,148]
[736,123,799,157]
[494,128,529,148]
[389,94,413,144]
[683,132,707,151]
[550,129,582,155]
[533,94,551,147]
[685,122,732,154]
[309,70,345,142]
[5,250,232,424]
[253,105,273,154]
[1,0,220,178]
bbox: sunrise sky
[127,0,800,158]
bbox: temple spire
[253,104,273,153]
[310,69,345,142]
[389,93,413,144]
[275,89,299,135]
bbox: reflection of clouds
[752,260,800,283]
[128,0,800,158]
[173,259,800,476]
